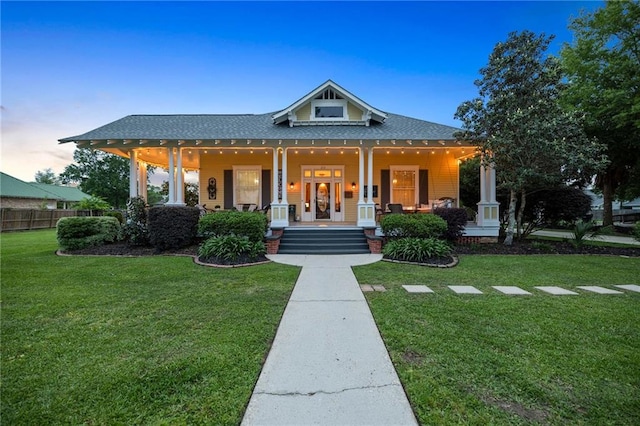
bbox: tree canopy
[60,149,132,209]
[455,30,607,244]
[34,168,59,185]
[560,0,640,225]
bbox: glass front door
[301,166,344,222]
[315,182,331,220]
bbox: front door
[315,182,331,220]
[301,166,344,222]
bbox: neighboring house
[59,80,500,237]
[0,172,91,209]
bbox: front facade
[59,80,500,237]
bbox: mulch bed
[61,239,639,269]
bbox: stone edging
[381,255,459,268]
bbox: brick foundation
[265,228,284,254]
[456,236,499,244]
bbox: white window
[311,99,348,121]
[233,166,261,206]
[390,165,419,208]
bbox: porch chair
[388,203,405,214]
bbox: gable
[272,80,387,127]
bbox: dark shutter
[224,170,233,210]
[419,170,429,205]
[381,169,390,209]
[262,170,271,208]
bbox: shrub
[121,197,149,246]
[104,210,124,224]
[634,222,640,242]
[382,237,452,262]
[433,208,468,241]
[198,235,266,264]
[570,220,609,248]
[381,213,448,239]
[57,216,120,251]
[73,195,111,211]
[198,211,268,243]
[524,187,593,227]
[148,206,200,251]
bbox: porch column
[129,150,138,199]
[367,147,374,204]
[281,148,288,204]
[175,148,185,205]
[357,147,376,227]
[138,162,148,202]
[270,147,289,227]
[476,161,500,228]
[167,147,176,204]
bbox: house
[0,172,91,209]
[59,80,500,240]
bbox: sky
[1,0,605,186]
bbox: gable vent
[315,88,344,100]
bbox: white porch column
[167,147,176,204]
[358,148,365,203]
[270,147,289,227]
[175,148,185,205]
[476,161,500,229]
[272,147,279,204]
[129,150,138,199]
[357,147,376,227]
[138,162,148,202]
[281,148,288,204]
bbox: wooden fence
[0,209,103,232]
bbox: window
[390,166,419,207]
[233,166,261,206]
[311,99,348,121]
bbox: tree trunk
[516,188,526,239]
[504,189,518,245]
[602,176,614,227]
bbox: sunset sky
[2,1,603,185]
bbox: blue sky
[1,0,604,184]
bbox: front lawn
[353,256,640,425]
[1,229,300,425]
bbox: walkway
[531,229,640,246]
[241,254,418,426]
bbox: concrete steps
[277,228,370,255]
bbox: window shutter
[224,170,233,209]
[419,170,429,205]
[381,169,390,208]
[262,170,271,208]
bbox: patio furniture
[388,203,404,214]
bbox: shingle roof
[59,112,463,143]
[1,172,90,201]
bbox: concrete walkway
[241,254,418,426]
[531,230,640,246]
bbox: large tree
[560,0,640,226]
[60,149,131,208]
[455,30,607,245]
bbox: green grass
[353,256,640,425]
[1,230,300,425]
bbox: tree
[560,0,640,226]
[455,30,607,245]
[60,149,131,208]
[34,168,59,184]
[160,181,199,207]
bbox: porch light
[351,182,356,190]
[289,182,295,190]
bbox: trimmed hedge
[57,216,121,251]
[380,213,448,239]
[198,211,268,243]
[433,208,468,241]
[148,206,201,251]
